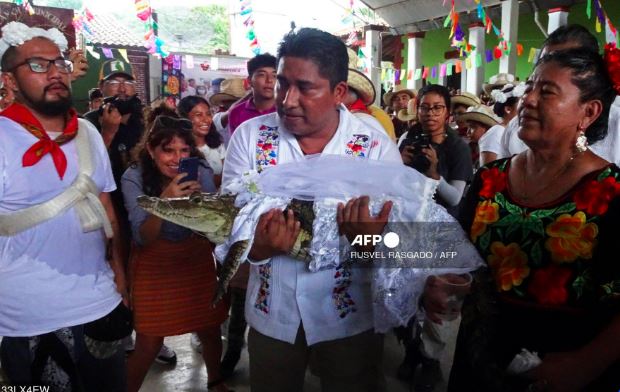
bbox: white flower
[512,83,527,98]
[0,22,68,64]
[490,89,507,103]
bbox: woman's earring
[575,129,588,153]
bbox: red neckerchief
[0,103,78,180]
[346,98,371,115]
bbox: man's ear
[333,81,348,106]
[1,72,17,92]
[243,78,251,90]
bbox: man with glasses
[0,22,127,389]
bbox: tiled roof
[84,14,145,48]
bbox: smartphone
[178,157,199,183]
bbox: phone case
[178,157,199,182]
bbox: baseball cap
[99,59,135,81]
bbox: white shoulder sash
[0,122,113,238]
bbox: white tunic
[222,108,401,345]
[0,118,121,336]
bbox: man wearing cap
[0,22,126,389]
[383,85,415,138]
[227,53,277,134]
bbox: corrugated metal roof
[360,0,585,34]
[84,14,145,48]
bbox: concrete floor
[1,322,460,392]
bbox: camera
[399,132,432,173]
[98,94,142,116]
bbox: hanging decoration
[135,0,168,58]
[13,0,34,16]
[587,0,617,43]
[240,0,261,55]
[72,7,96,41]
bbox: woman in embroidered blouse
[121,115,230,392]
[449,48,620,391]
[177,95,226,188]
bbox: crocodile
[137,193,315,303]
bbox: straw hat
[383,85,416,107]
[397,98,417,122]
[451,92,481,109]
[208,78,247,107]
[458,104,501,128]
[483,73,516,94]
[348,69,376,106]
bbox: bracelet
[246,255,271,265]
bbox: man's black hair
[277,28,347,89]
[543,24,599,52]
[417,84,451,110]
[247,53,277,77]
[89,88,103,101]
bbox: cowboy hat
[451,92,481,109]
[208,78,247,107]
[458,104,501,128]
[383,85,416,107]
[483,73,516,94]
[348,68,376,106]
[397,98,417,122]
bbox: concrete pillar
[407,32,425,90]
[499,0,519,75]
[548,7,570,35]
[364,25,387,107]
[466,22,485,96]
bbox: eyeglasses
[10,57,73,74]
[154,115,193,131]
[418,105,447,115]
[105,79,137,87]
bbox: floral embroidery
[487,242,530,291]
[527,265,573,305]
[471,200,500,242]
[479,167,507,199]
[573,175,620,215]
[255,125,279,171]
[545,211,598,263]
[254,262,272,314]
[332,264,357,318]
[345,134,370,158]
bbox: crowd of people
[0,18,619,392]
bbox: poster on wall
[162,54,182,107]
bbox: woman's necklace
[519,154,576,202]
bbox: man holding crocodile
[221,28,401,391]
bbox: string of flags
[588,0,618,44]
[380,42,540,84]
[240,0,261,55]
[135,0,169,58]
[72,7,96,41]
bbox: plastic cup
[434,272,472,321]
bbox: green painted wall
[405,1,620,87]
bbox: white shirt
[590,96,620,164]
[478,124,505,160]
[498,116,527,159]
[222,108,401,345]
[0,118,121,336]
[198,144,226,175]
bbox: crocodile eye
[190,193,202,205]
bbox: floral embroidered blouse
[450,158,620,391]
[464,158,620,309]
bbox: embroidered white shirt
[222,108,401,345]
